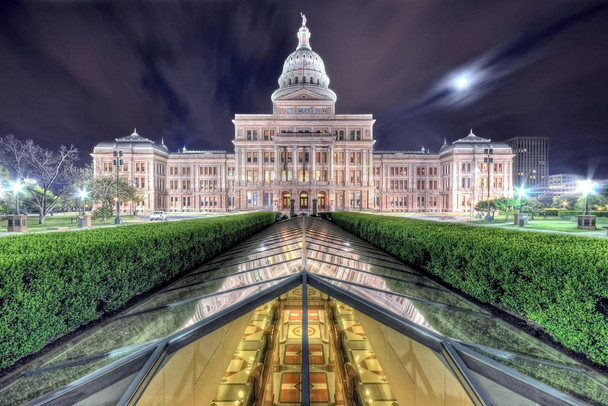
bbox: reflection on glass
[0,220,305,405]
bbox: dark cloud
[0,0,607,177]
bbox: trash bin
[518,218,525,227]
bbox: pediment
[272,85,337,103]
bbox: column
[258,148,263,187]
[311,145,316,184]
[329,145,334,181]
[345,149,350,185]
[292,146,298,184]
[274,145,280,184]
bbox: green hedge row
[558,210,608,218]
[331,213,608,366]
[0,212,275,370]
[543,208,560,216]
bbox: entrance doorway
[300,191,309,210]
[317,191,327,210]
[282,192,291,210]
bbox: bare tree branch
[0,134,78,223]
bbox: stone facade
[92,20,514,215]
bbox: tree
[0,164,9,214]
[575,193,608,212]
[551,194,577,210]
[523,198,543,219]
[534,192,553,208]
[90,175,141,223]
[63,164,94,213]
[493,197,518,221]
[474,200,497,219]
[0,134,78,224]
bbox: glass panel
[0,349,146,406]
[468,370,537,406]
[469,347,608,405]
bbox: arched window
[295,77,299,84]
[309,77,314,84]
[288,78,292,85]
[317,78,320,85]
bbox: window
[315,108,321,114]
[280,170,293,181]
[298,107,303,114]
[298,170,310,182]
[264,170,275,183]
[287,108,293,114]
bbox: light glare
[577,179,596,196]
[9,181,24,194]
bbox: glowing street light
[9,181,24,215]
[577,179,596,215]
[515,187,527,214]
[77,188,89,216]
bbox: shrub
[543,208,560,216]
[331,213,608,366]
[558,210,608,218]
[0,212,275,370]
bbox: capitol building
[92,18,514,214]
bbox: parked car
[149,211,168,221]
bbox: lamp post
[77,188,89,215]
[483,147,494,221]
[113,150,123,224]
[516,187,527,214]
[578,179,595,215]
[9,181,24,215]
[576,179,596,230]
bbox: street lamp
[77,188,89,215]
[577,179,596,215]
[9,181,24,215]
[483,147,493,221]
[516,187,527,214]
[113,150,124,224]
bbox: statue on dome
[301,12,307,26]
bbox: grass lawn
[0,212,142,233]
[473,214,608,234]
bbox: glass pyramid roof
[0,217,606,405]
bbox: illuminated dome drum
[271,16,337,103]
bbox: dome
[271,16,336,102]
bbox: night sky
[1,1,607,177]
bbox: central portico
[232,15,376,212]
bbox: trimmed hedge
[0,212,275,370]
[558,210,608,218]
[332,213,608,366]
